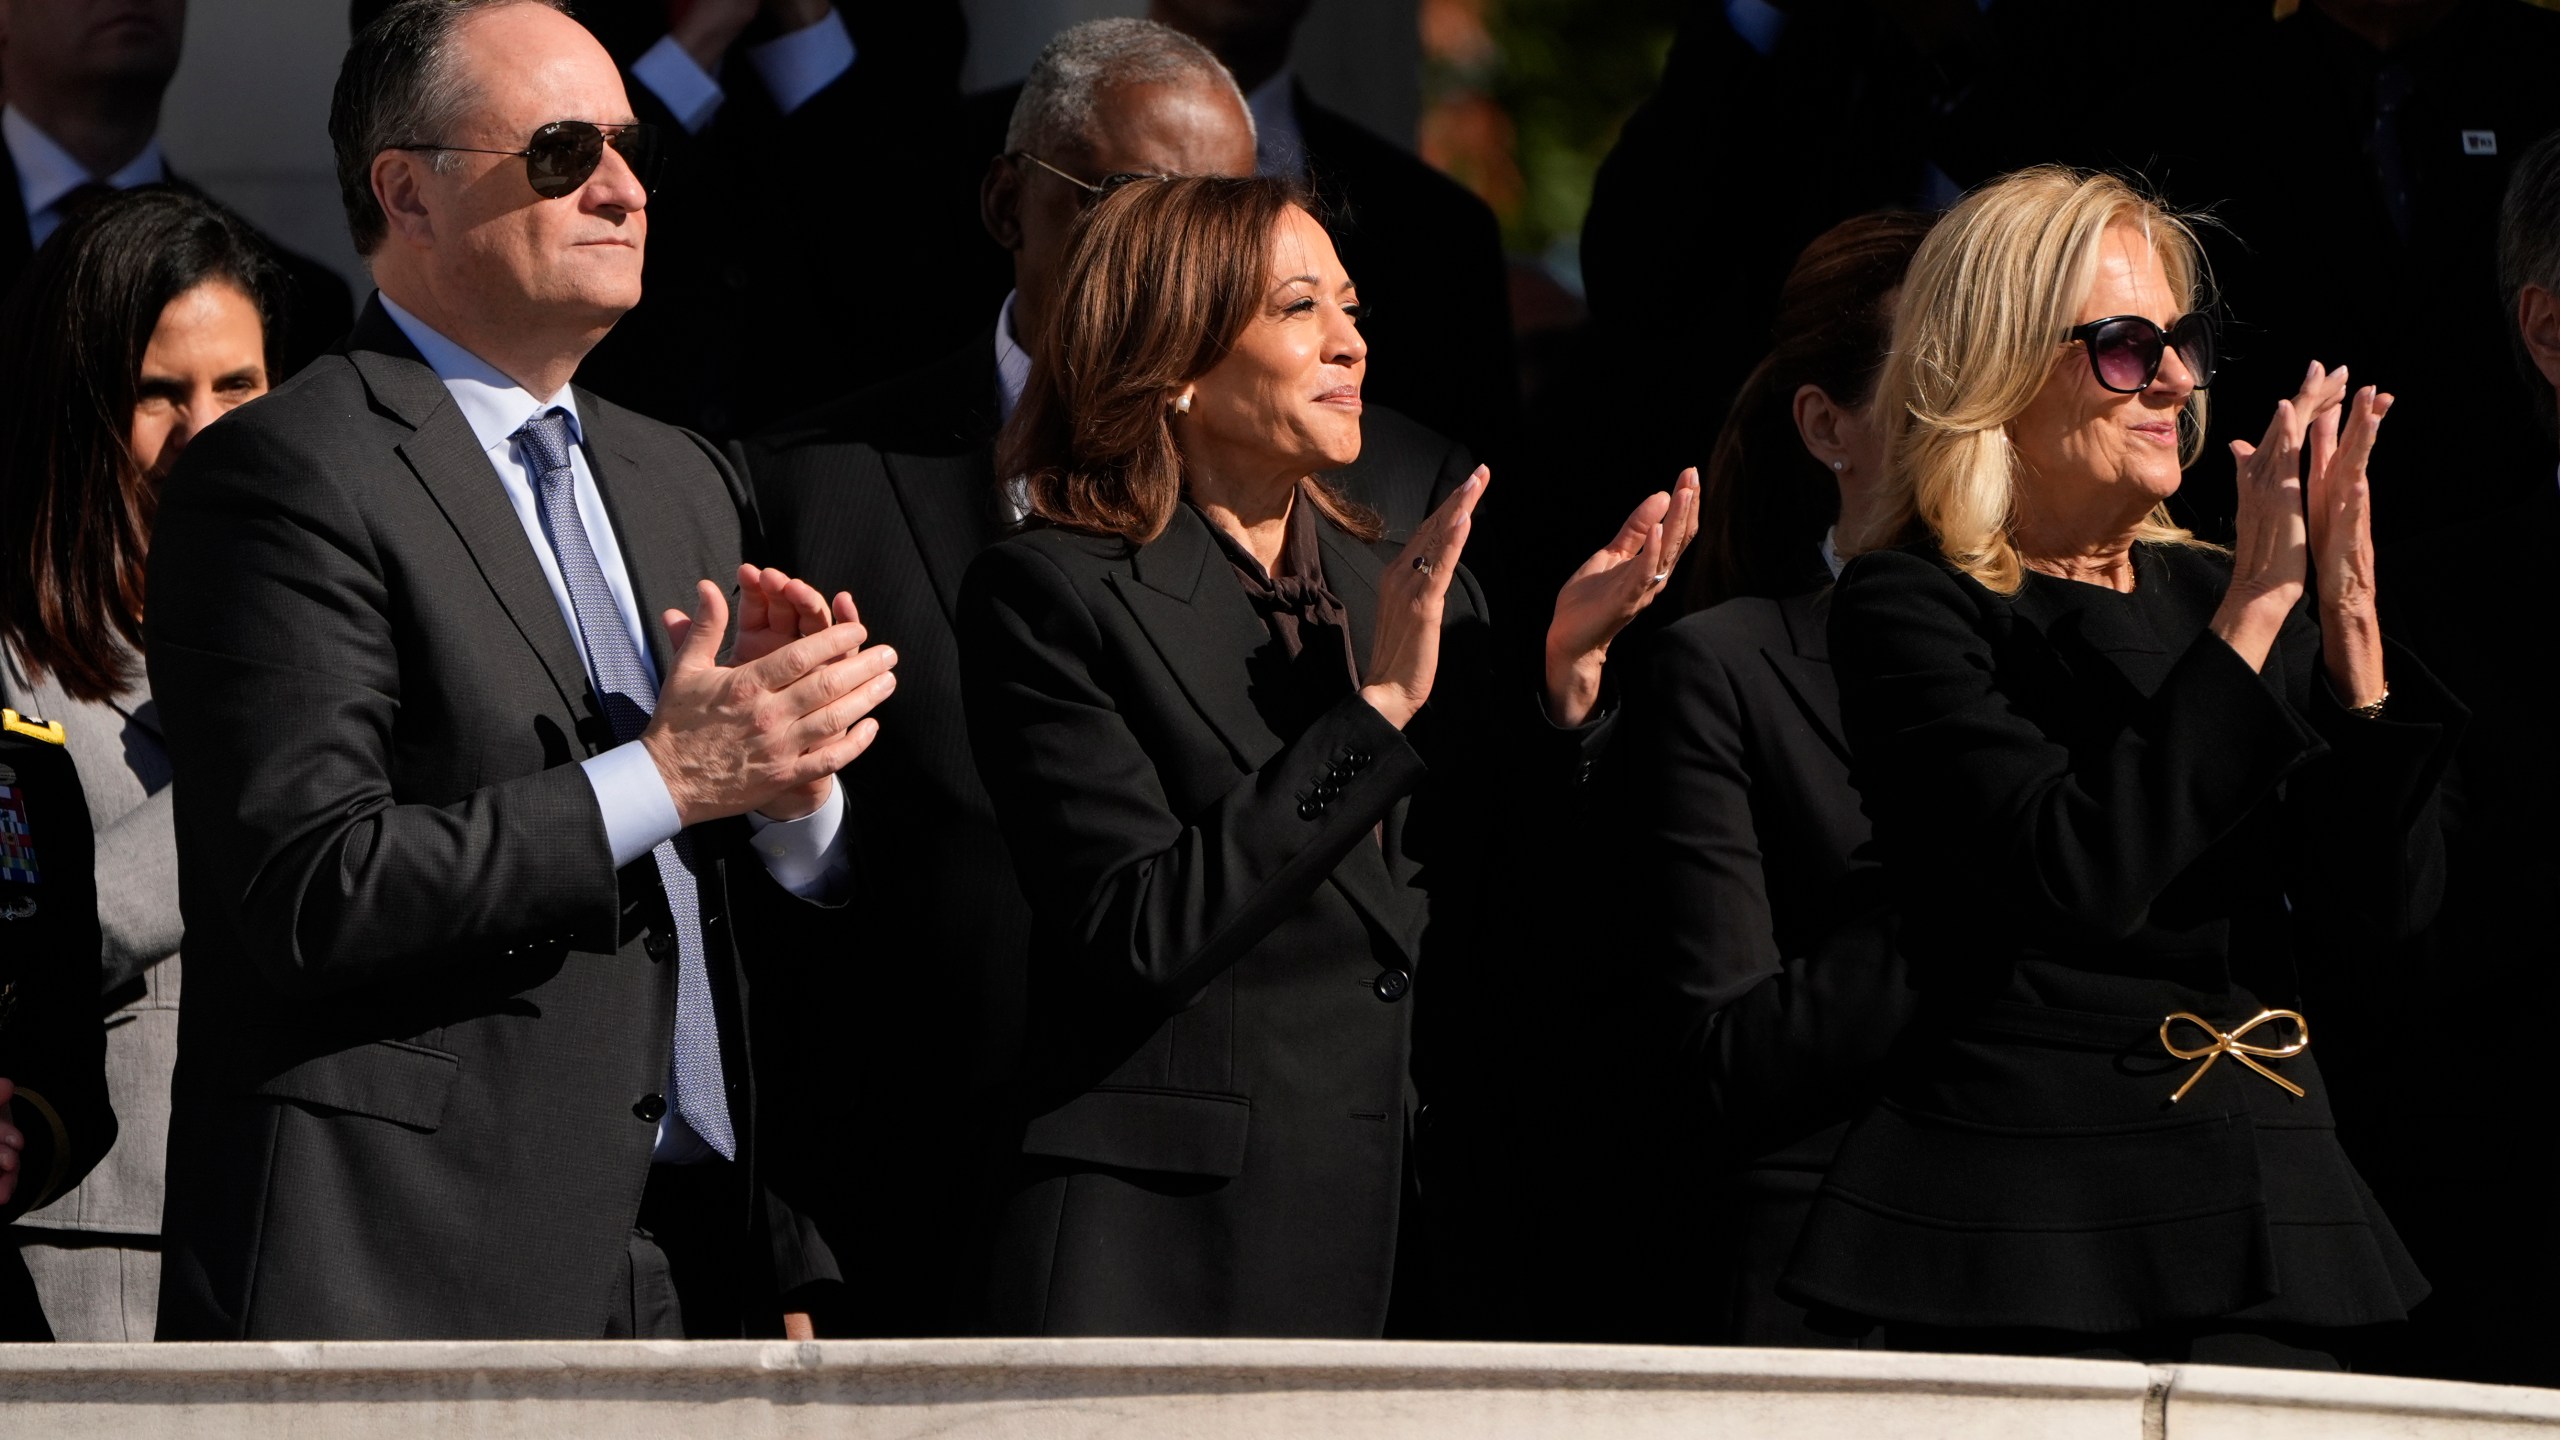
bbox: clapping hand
[1543,467,1702,726]
[1362,468,1487,730]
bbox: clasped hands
[2214,361,2391,706]
[1361,465,1703,730]
[641,564,896,828]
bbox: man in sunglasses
[148,0,891,1341]
[728,17,1483,1338]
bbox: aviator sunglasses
[2063,311,2219,394]
[391,120,662,200]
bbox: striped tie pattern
[514,409,735,1160]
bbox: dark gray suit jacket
[147,299,807,1339]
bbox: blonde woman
[1789,167,2460,1366]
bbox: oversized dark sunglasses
[1012,151,1172,207]
[2064,311,2218,394]
[392,120,662,200]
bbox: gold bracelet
[2348,684,2390,720]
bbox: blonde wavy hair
[1844,166,2216,593]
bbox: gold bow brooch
[2159,1009,2309,1103]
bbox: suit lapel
[1765,589,1851,764]
[352,303,592,721]
[0,142,31,277]
[1108,506,1285,772]
[884,447,1001,623]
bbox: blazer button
[645,932,674,962]
[1374,968,1412,1002]
[1299,799,1322,821]
[633,1093,667,1123]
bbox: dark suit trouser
[607,1162,751,1339]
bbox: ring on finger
[1413,555,1435,576]
[1649,571,1670,585]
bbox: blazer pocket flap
[1021,1087,1250,1178]
[249,1041,460,1133]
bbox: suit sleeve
[958,542,1424,1011]
[2279,628,2465,941]
[145,416,624,999]
[1827,548,2318,951]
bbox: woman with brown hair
[0,185,286,1340]
[1614,210,1931,1346]
[958,174,1697,1337]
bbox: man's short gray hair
[2498,129,2560,442]
[1003,18,1250,162]
[329,0,564,256]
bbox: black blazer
[1790,541,2459,1336]
[145,299,814,1339]
[0,149,354,380]
[0,719,114,1341]
[956,505,1598,1337]
[1613,588,1910,1344]
[731,337,1482,1333]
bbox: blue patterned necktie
[514,409,734,1161]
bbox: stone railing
[5,1339,2559,1438]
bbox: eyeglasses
[391,120,662,201]
[1011,151,1171,207]
[2063,311,2218,394]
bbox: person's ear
[1792,382,1854,475]
[2520,284,2560,393]
[372,149,437,249]
[980,153,1024,252]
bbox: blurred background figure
[0,0,350,375]
[0,185,284,1343]
[1602,210,1928,1347]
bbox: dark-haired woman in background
[1611,211,1931,1346]
[0,185,286,1341]
[960,174,1696,1337]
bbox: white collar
[1821,526,1844,580]
[994,290,1032,428]
[377,291,585,457]
[5,105,166,226]
[1245,69,1304,180]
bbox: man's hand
[0,1078,22,1208]
[643,580,896,828]
[669,0,761,70]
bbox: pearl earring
[1830,459,1846,472]
[1174,393,1192,415]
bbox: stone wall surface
[4,1340,2558,1439]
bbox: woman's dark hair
[1687,210,1935,610]
[0,185,287,702]
[1001,174,1381,545]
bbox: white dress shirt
[4,106,166,248]
[1245,69,1306,181]
[995,291,1035,523]
[630,7,857,135]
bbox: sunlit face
[2007,222,2198,516]
[1180,205,1367,478]
[414,4,648,333]
[129,280,267,484]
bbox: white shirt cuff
[748,8,855,116]
[632,34,726,134]
[582,740,684,868]
[745,777,851,901]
